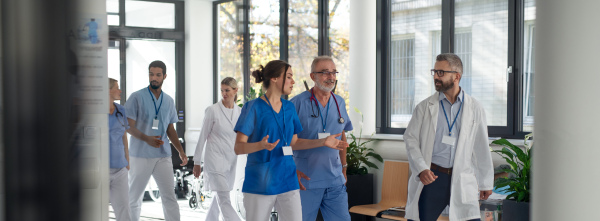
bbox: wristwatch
[342,164,348,168]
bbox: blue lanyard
[264,94,287,146]
[311,89,330,132]
[147,87,163,119]
[440,93,464,136]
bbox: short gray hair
[310,56,334,73]
[436,53,463,74]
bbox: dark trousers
[408,169,480,221]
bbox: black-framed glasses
[313,71,339,77]
[430,69,458,77]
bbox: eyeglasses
[430,69,458,77]
[313,71,339,77]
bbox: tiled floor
[109,199,209,221]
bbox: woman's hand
[323,133,348,150]
[193,165,202,178]
[260,135,279,151]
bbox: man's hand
[480,190,493,200]
[419,169,438,185]
[260,135,279,151]
[193,165,202,178]
[144,135,163,148]
[179,152,188,166]
[126,165,130,170]
[323,133,348,150]
[297,170,310,190]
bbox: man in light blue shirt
[290,56,353,221]
[125,60,188,221]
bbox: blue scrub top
[109,103,130,168]
[234,97,303,195]
[290,90,353,189]
[125,87,179,158]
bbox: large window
[214,0,351,104]
[107,0,185,137]
[378,0,536,138]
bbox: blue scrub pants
[300,184,350,221]
[408,170,480,221]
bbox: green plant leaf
[366,152,384,162]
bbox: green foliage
[491,133,533,203]
[346,108,383,175]
[238,87,264,107]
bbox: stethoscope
[309,88,345,124]
[113,103,127,127]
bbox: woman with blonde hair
[193,77,242,221]
[108,78,131,221]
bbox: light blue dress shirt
[431,90,464,168]
[109,103,130,168]
[290,90,353,189]
[125,87,178,158]
[234,98,303,195]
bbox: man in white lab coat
[405,53,494,221]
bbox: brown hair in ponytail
[251,60,291,90]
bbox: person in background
[125,60,188,221]
[233,60,348,221]
[290,56,353,221]
[108,78,131,221]
[193,77,242,221]
[404,53,494,221]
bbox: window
[215,0,244,102]
[522,0,536,132]
[214,0,351,104]
[378,0,536,137]
[381,0,442,130]
[108,0,185,136]
[390,37,415,128]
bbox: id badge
[318,132,330,139]
[442,135,456,146]
[152,118,159,130]
[282,146,293,156]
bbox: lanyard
[440,92,464,136]
[264,94,287,146]
[147,87,163,119]
[311,89,330,132]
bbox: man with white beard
[290,56,353,221]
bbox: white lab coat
[194,101,241,191]
[404,92,494,221]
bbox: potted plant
[491,133,532,221]
[345,108,383,219]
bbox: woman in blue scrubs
[233,60,348,221]
[108,78,131,221]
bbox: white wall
[185,0,214,156]
[533,1,600,220]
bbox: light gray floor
[109,199,209,221]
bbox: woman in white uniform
[193,77,242,221]
[108,78,131,221]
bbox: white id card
[318,132,330,139]
[442,135,456,145]
[152,118,159,130]
[282,146,293,156]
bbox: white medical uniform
[194,101,241,221]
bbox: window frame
[212,0,336,103]
[377,0,532,138]
[108,0,186,138]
